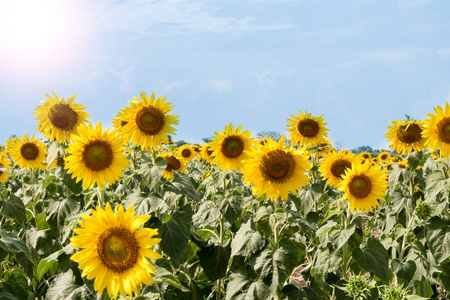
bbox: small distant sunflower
[11,135,46,170]
[200,143,215,164]
[210,123,254,171]
[241,135,312,201]
[34,92,91,143]
[359,152,372,160]
[397,160,409,169]
[0,154,11,183]
[385,119,426,155]
[377,151,391,164]
[5,136,21,156]
[70,202,161,299]
[177,144,196,163]
[121,91,179,150]
[65,122,129,190]
[423,102,450,158]
[286,110,328,147]
[160,151,186,179]
[338,162,388,213]
[318,150,356,188]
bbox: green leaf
[42,174,56,189]
[1,268,28,300]
[407,151,424,170]
[440,260,450,292]
[282,283,329,300]
[138,156,166,190]
[159,205,192,264]
[61,169,83,194]
[425,217,450,264]
[216,193,245,225]
[198,244,230,281]
[35,211,49,231]
[312,248,341,277]
[352,237,389,282]
[329,224,356,251]
[231,220,265,257]
[0,194,26,224]
[124,189,168,216]
[167,172,200,201]
[0,230,32,261]
[0,293,20,300]
[391,259,416,285]
[226,266,252,300]
[46,194,81,231]
[153,265,189,292]
[192,201,221,228]
[36,258,56,281]
[46,269,95,300]
[46,141,62,167]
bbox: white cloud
[361,49,420,63]
[438,49,450,56]
[203,79,233,92]
[85,0,294,36]
[113,67,136,93]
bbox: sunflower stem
[341,205,352,280]
[216,214,225,300]
[399,214,414,261]
[98,187,105,209]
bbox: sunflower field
[1,92,450,300]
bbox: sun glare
[0,0,82,72]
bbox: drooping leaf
[0,194,26,224]
[231,220,265,257]
[0,230,32,261]
[45,194,81,232]
[216,193,245,225]
[46,269,95,300]
[198,244,230,281]
[352,237,389,282]
[425,217,450,264]
[391,259,416,285]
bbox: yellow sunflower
[338,162,388,213]
[210,123,254,171]
[377,151,391,164]
[112,107,131,140]
[318,150,356,188]
[359,152,372,160]
[33,92,91,143]
[70,202,161,299]
[11,135,46,170]
[177,144,196,163]
[64,122,129,190]
[5,136,21,156]
[385,119,426,155]
[241,135,312,201]
[422,102,450,158]
[0,154,11,183]
[121,91,179,150]
[200,143,215,164]
[160,151,186,179]
[286,110,328,147]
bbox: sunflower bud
[345,275,372,300]
[415,200,432,219]
[381,285,409,300]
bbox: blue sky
[0,0,449,150]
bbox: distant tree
[10,134,17,139]
[167,134,173,143]
[359,146,373,153]
[334,140,343,151]
[176,140,188,147]
[256,131,282,142]
[202,137,213,143]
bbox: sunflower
[160,151,186,179]
[422,102,450,158]
[33,92,91,143]
[338,162,388,213]
[112,107,131,139]
[11,135,46,170]
[377,151,391,164]
[5,136,21,156]
[121,91,179,150]
[210,123,254,171]
[385,119,426,155]
[70,202,161,299]
[241,135,312,201]
[0,154,11,183]
[286,110,328,147]
[318,150,356,188]
[200,143,215,164]
[359,152,372,160]
[64,122,129,190]
[177,144,196,163]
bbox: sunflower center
[396,123,422,144]
[221,136,244,158]
[330,159,352,179]
[0,163,3,176]
[362,153,370,159]
[297,119,319,137]
[20,143,39,160]
[349,175,372,199]
[48,104,78,130]
[120,120,128,127]
[181,149,191,158]
[82,141,114,172]
[436,117,450,143]
[206,147,213,157]
[260,150,296,183]
[97,227,139,273]
[165,156,181,172]
[380,154,388,160]
[136,107,164,135]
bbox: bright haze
[0,0,449,150]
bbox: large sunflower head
[318,150,356,188]
[70,202,161,299]
[423,102,450,158]
[338,162,388,213]
[385,119,426,155]
[121,91,179,150]
[209,123,255,171]
[11,134,47,170]
[286,110,328,147]
[64,122,129,190]
[242,135,312,201]
[160,151,186,180]
[0,154,12,183]
[33,92,91,143]
[177,144,196,163]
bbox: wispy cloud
[361,49,421,63]
[203,79,233,92]
[86,0,294,36]
[113,67,135,93]
[438,49,450,56]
